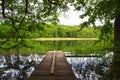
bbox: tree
[0,0,69,48]
[72,0,120,79]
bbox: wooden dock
[28,51,76,80]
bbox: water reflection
[0,52,113,80]
[0,54,44,80]
[67,52,113,80]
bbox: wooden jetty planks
[28,51,76,80]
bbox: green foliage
[0,24,113,55]
[72,0,116,39]
[30,24,100,38]
[72,0,120,79]
[0,0,114,58]
[0,0,70,46]
[0,24,11,39]
[73,0,117,23]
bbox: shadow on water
[67,52,113,80]
[0,54,44,80]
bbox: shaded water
[0,54,44,80]
[0,52,113,80]
[67,52,113,80]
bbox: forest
[0,0,120,79]
[0,23,113,55]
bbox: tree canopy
[0,0,120,79]
[73,0,119,25]
[0,0,70,48]
[72,0,120,79]
[0,0,69,39]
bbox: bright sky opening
[58,7,86,26]
[58,6,102,26]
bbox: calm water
[67,52,113,80]
[0,52,113,80]
[0,54,44,80]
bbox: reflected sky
[67,52,113,80]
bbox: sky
[58,6,102,26]
[58,7,86,26]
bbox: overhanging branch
[1,0,22,40]
[18,0,29,30]
[2,0,14,21]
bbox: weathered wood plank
[28,51,76,80]
[50,51,56,74]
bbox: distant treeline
[0,24,113,54]
[31,24,100,38]
[0,23,113,39]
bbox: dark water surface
[0,54,44,80]
[0,52,113,80]
[67,52,113,80]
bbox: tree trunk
[104,0,120,79]
[104,15,120,80]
